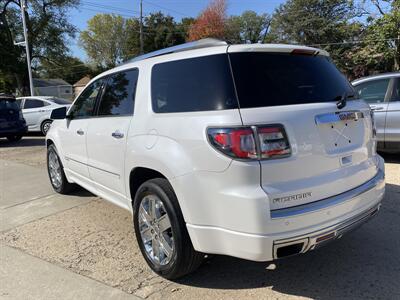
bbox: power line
[142,0,189,17]
[80,1,142,15]
[309,37,400,47]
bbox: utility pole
[20,0,34,96]
[139,0,144,54]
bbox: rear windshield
[151,54,238,113]
[49,98,71,105]
[0,100,19,111]
[229,52,355,108]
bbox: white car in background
[352,72,400,152]
[17,96,71,135]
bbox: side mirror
[50,106,67,119]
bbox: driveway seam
[1,192,56,210]
[0,198,97,234]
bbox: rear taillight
[258,125,291,159]
[207,128,257,159]
[207,125,291,160]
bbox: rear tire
[41,120,52,135]
[133,178,204,279]
[47,144,76,194]
[6,135,22,142]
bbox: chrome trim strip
[65,156,120,178]
[270,169,384,219]
[315,111,364,125]
[273,202,381,259]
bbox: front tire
[47,144,75,194]
[133,178,204,279]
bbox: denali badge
[273,192,312,204]
[337,111,362,121]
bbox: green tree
[226,11,271,44]
[352,0,400,73]
[37,56,94,85]
[269,0,363,75]
[79,14,133,68]
[143,12,186,53]
[0,0,79,94]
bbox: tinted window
[151,55,238,113]
[0,100,19,111]
[98,69,139,116]
[355,79,390,103]
[24,99,45,109]
[15,99,22,108]
[229,53,355,108]
[69,79,104,118]
[393,78,400,101]
[50,98,71,105]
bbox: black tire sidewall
[47,144,68,193]
[41,120,52,135]
[133,179,185,278]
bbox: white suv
[46,39,385,279]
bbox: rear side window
[51,98,71,105]
[151,55,238,113]
[354,79,390,103]
[229,52,355,108]
[97,69,139,116]
[393,78,400,101]
[24,99,45,109]
[0,100,19,110]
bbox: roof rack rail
[124,38,227,64]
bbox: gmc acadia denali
[46,39,385,279]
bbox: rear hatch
[228,47,378,212]
[0,98,21,129]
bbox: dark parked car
[0,94,28,142]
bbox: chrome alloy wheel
[48,151,62,188]
[139,194,174,266]
[42,121,51,135]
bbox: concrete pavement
[1,136,399,300]
[1,244,138,300]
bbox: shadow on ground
[379,151,400,164]
[0,135,45,148]
[176,182,400,299]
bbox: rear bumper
[186,156,385,262]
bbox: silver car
[352,72,400,152]
[16,96,71,135]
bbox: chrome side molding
[270,169,384,219]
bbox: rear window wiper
[332,92,356,109]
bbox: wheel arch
[129,167,167,206]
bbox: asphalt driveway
[1,136,399,300]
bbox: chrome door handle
[76,129,84,135]
[111,131,124,139]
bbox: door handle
[371,106,384,111]
[76,129,84,135]
[111,131,124,139]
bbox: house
[73,76,91,98]
[33,78,73,100]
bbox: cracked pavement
[1,136,399,300]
